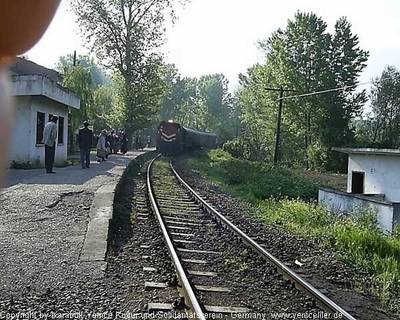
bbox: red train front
[156,121,183,155]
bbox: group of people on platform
[41,117,148,173]
[95,128,129,163]
[41,115,128,173]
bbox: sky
[26,0,400,96]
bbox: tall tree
[353,118,374,146]
[318,17,368,148]
[237,64,282,161]
[196,74,235,141]
[369,65,400,147]
[55,54,116,133]
[71,0,189,137]
[238,12,368,170]
[176,77,202,129]
[58,60,96,132]
[160,71,237,142]
[57,54,110,86]
[159,63,186,122]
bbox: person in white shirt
[96,129,108,162]
[42,115,58,173]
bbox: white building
[8,58,80,167]
[319,148,400,233]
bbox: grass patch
[186,149,320,202]
[253,198,336,237]
[184,149,400,311]
[154,158,182,195]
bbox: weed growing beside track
[184,149,400,311]
[109,151,156,255]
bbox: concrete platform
[0,149,154,297]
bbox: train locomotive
[156,120,217,155]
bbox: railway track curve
[146,155,356,320]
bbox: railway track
[142,156,357,319]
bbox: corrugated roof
[332,147,400,156]
[9,57,62,83]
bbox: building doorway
[351,171,364,194]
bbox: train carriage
[157,121,217,155]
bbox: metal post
[69,50,77,155]
[274,87,284,164]
[73,50,77,67]
[261,86,298,163]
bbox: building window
[36,112,45,144]
[58,117,64,144]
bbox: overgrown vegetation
[185,150,400,311]
[188,149,320,202]
[108,159,140,256]
[108,152,155,256]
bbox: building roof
[12,75,80,110]
[332,147,400,156]
[9,57,62,83]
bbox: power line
[261,77,390,164]
[279,77,392,101]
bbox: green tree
[159,63,185,122]
[196,74,235,142]
[238,12,368,170]
[353,118,374,146]
[160,71,237,142]
[92,84,116,131]
[369,65,400,147]
[237,65,279,161]
[71,0,189,137]
[59,63,96,132]
[176,77,202,129]
[56,54,114,134]
[57,54,110,86]
[317,17,368,154]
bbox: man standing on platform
[78,121,93,169]
[42,115,58,174]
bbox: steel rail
[147,156,206,320]
[170,160,356,320]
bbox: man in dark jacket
[78,121,93,169]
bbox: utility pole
[69,50,77,156]
[235,104,241,139]
[73,50,77,67]
[262,87,298,164]
[274,87,284,164]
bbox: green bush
[187,149,319,201]
[307,142,329,170]
[223,139,250,159]
[307,142,348,173]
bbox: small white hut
[319,148,400,233]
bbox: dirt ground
[291,169,348,191]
